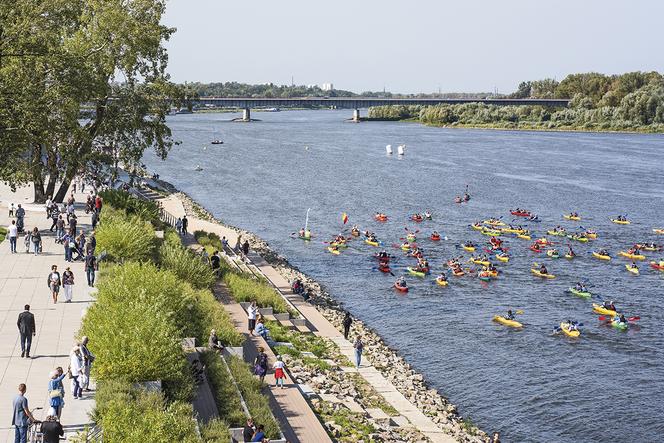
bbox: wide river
[144,110,664,442]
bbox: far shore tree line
[368,72,664,132]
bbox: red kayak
[530,245,543,253]
[650,262,664,271]
[394,283,409,292]
[374,214,388,222]
[411,215,423,223]
[431,235,441,241]
[510,210,531,217]
[379,265,391,273]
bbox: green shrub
[99,189,164,228]
[200,419,232,442]
[163,228,182,248]
[224,272,290,313]
[0,226,6,243]
[159,241,216,290]
[191,288,243,347]
[97,381,200,443]
[201,352,247,427]
[227,356,280,439]
[96,212,156,263]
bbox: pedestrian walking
[175,217,182,234]
[181,215,188,235]
[342,312,352,340]
[62,267,74,303]
[23,231,31,253]
[253,347,268,384]
[31,227,41,255]
[86,231,96,254]
[63,233,73,262]
[9,202,15,217]
[12,383,35,443]
[8,220,18,253]
[248,301,258,335]
[47,265,61,304]
[47,369,66,418]
[353,337,364,367]
[66,202,75,223]
[69,346,83,399]
[94,194,103,214]
[91,210,98,229]
[16,204,25,233]
[272,355,286,389]
[79,337,94,392]
[84,252,97,286]
[49,205,59,232]
[17,305,35,358]
[68,213,77,234]
[242,240,250,256]
[55,216,65,243]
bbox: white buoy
[385,144,393,155]
[397,144,405,156]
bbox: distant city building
[321,83,334,91]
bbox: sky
[162,0,664,94]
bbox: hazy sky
[163,0,664,94]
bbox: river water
[143,110,664,442]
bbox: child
[272,355,286,389]
[9,203,15,217]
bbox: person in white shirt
[272,355,286,389]
[8,220,18,253]
[69,346,83,399]
[247,301,258,335]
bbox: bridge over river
[193,97,570,121]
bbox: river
[143,109,664,442]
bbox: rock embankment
[176,192,489,442]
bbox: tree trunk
[44,174,57,201]
[53,170,75,203]
[31,144,46,203]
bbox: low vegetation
[95,210,156,263]
[224,272,291,314]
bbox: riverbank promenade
[0,185,95,442]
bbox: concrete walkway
[0,184,95,442]
[160,194,457,443]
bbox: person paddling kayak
[506,309,516,321]
[574,282,587,293]
[539,264,548,275]
[603,300,617,312]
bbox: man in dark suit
[17,305,35,358]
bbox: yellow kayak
[327,247,340,255]
[611,219,630,225]
[365,239,380,247]
[493,315,523,328]
[517,233,532,240]
[483,219,505,226]
[586,232,598,239]
[564,253,576,259]
[436,277,449,286]
[547,230,567,237]
[618,251,646,260]
[593,303,617,316]
[592,252,611,261]
[496,254,509,262]
[564,215,581,221]
[462,245,476,252]
[531,268,555,279]
[400,244,410,251]
[469,258,490,266]
[481,230,502,236]
[560,322,580,338]
[625,264,639,275]
[471,223,484,231]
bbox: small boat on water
[211,140,224,145]
[195,165,203,171]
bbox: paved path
[161,194,457,443]
[0,185,95,442]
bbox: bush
[191,288,243,347]
[200,419,232,442]
[201,352,247,427]
[0,226,6,243]
[227,356,280,439]
[95,380,200,443]
[99,189,164,228]
[224,272,290,313]
[96,212,156,263]
[159,241,216,290]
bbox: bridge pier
[242,108,251,122]
[352,108,361,122]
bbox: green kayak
[611,320,628,331]
[568,287,592,299]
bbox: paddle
[515,310,524,315]
[598,315,639,322]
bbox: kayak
[564,215,581,221]
[592,252,611,261]
[462,245,476,252]
[529,245,543,253]
[394,283,409,293]
[568,287,591,299]
[546,250,560,259]
[560,322,580,338]
[593,303,617,317]
[501,227,524,234]
[400,244,411,251]
[568,235,589,243]
[469,258,490,266]
[618,251,646,260]
[638,244,662,252]
[471,223,484,231]
[430,235,441,241]
[586,231,598,239]
[411,216,423,223]
[435,277,449,286]
[298,235,312,241]
[407,235,417,243]
[496,254,510,263]
[327,247,340,255]
[374,214,388,222]
[611,320,628,331]
[365,239,380,247]
[625,264,639,275]
[653,228,664,234]
[535,238,553,245]
[481,230,502,236]
[378,265,391,273]
[511,211,531,217]
[517,233,532,240]
[452,269,465,277]
[407,266,428,277]
[330,242,348,249]
[531,268,555,279]
[483,219,505,226]
[611,219,630,225]
[547,230,567,237]
[493,315,523,328]
[351,230,360,237]
[650,261,664,271]
[564,253,576,259]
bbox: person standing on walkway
[175,217,182,234]
[181,215,188,235]
[9,202,15,217]
[12,383,35,443]
[31,227,41,255]
[210,250,221,276]
[55,216,65,243]
[49,205,59,232]
[8,220,18,253]
[79,336,94,392]
[85,252,97,287]
[47,369,67,418]
[86,231,96,254]
[254,347,268,384]
[16,204,25,233]
[68,213,77,235]
[248,301,258,335]
[48,265,62,304]
[17,305,35,358]
[354,337,364,367]
[342,312,352,340]
[91,209,98,229]
[242,240,250,256]
[69,346,83,399]
[94,194,103,215]
[62,267,74,303]
[272,355,286,389]
[63,232,73,262]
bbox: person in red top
[272,355,286,389]
[94,195,103,214]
